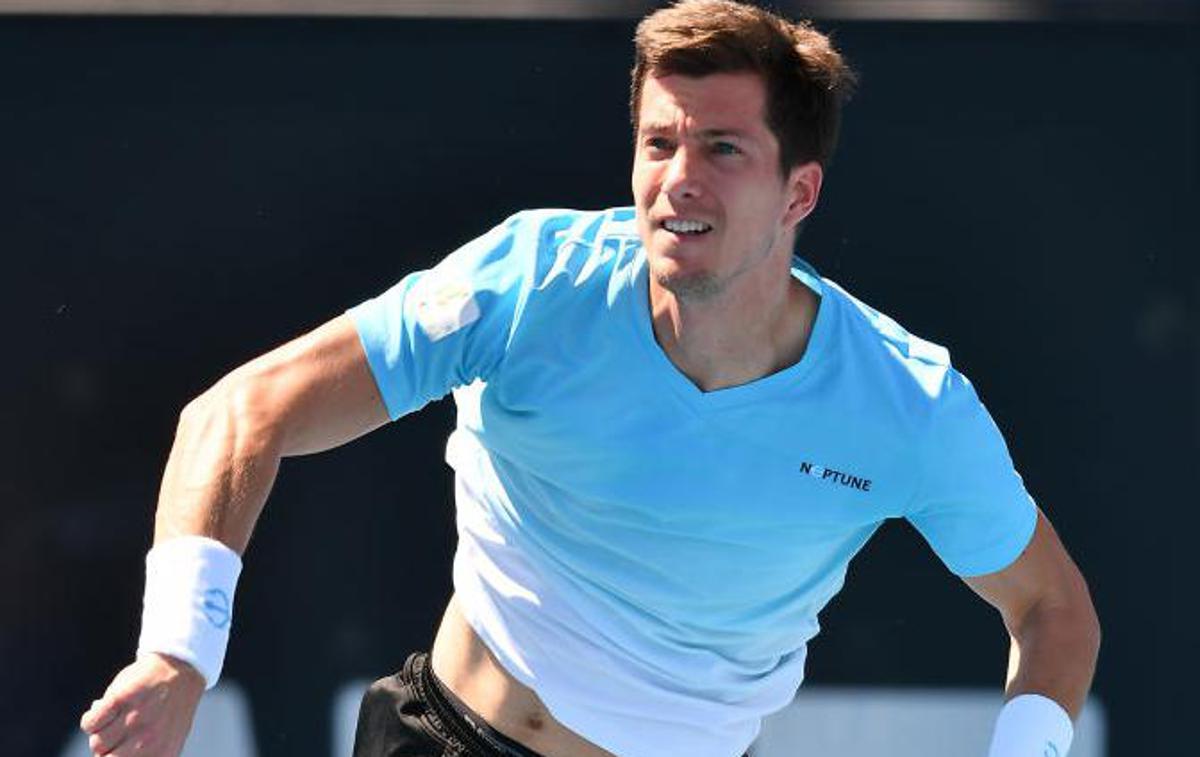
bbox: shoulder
[819,277,970,413]
[499,206,642,288]
[500,206,639,252]
[432,207,639,294]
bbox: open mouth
[660,218,713,236]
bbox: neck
[649,265,818,393]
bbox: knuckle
[105,691,130,712]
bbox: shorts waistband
[409,652,546,757]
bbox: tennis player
[80,2,1099,755]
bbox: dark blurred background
[2,1,1196,754]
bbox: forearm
[1004,596,1100,720]
[152,373,285,554]
[149,314,387,553]
[82,316,387,754]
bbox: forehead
[637,72,771,135]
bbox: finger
[102,730,157,757]
[99,737,136,757]
[81,697,122,733]
[87,710,132,756]
[99,736,138,757]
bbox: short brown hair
[631,0,857,173]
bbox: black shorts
[353,651,752,757]
[352,652,546,757]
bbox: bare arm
[153,313,389,552]
[81,313,389,757]
[964,508,1101,719]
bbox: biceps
[223,313,390,457]
[963,509,1087,628]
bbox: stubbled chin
[649,256,722,300]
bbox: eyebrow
[639,124,752,140]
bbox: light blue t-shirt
[349,207,1037,757]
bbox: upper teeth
[664,219,711,233]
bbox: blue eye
[713,141,741,155]
[646,136,673,151]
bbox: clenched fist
[79,653,206,757]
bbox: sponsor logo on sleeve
[413,274,481,341]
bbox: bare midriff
[430,594,618,757]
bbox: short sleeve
[347,212,535,420]
[905,368,1038,577]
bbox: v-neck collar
[629,253,833,412]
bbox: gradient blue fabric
[348,207,1037,757]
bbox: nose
[662,145,702,201]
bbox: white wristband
[136,535,243,690]
[987,694,1074,756]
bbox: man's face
[632,72,819,301]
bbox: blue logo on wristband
[202,589,231,629]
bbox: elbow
[1054,554,1102,667]
[1059,580,1101,671]
[1069,564,1102,665]
[1052,578,1102,676]
[1083,595,1102,665]
[177,368,285,458]
[1013,569,1102,669]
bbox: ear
[781,161,824,229]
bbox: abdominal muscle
[430,594,618,757]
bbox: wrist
[143,651,208,688]
[136,536,243,690]
[987,693,1073,757]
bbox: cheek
[631,161,659,200]
[728,185,786,226]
